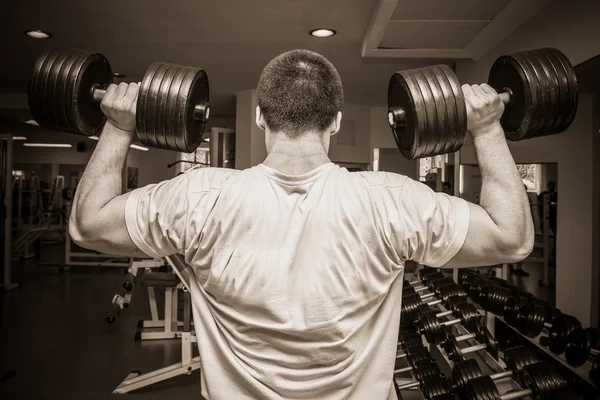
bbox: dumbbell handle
[500,388,532,400]
[394,365,414,374]
[457,343,487,356]
[396,380,421,390]
[91,85,209,120]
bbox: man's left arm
[69,82,187,258]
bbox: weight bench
[135,272,189,340]
[113,255,200,394]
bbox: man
[70,50,534,400]
[509,184,532,276]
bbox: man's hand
[100,82,139,132]
[462,83,505,138]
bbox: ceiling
[0,0,553,128]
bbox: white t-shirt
[125,162,469,400]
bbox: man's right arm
[443,84,534,267]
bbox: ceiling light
[88,136,100,140]
[13,136,27,140]
[113,72,126,78]
[130,144,149,151]
[25,30,51,39]
[310,29,336,38]
[25,119,39,126]
[23,143,72,148]
[203,137,210,142]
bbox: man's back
[125,163,469,399]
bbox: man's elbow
[69,220,96,249]
[505,228,535,263]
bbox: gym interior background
[1,0,600,398]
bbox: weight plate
[510,51,543,139]
[56,50,85,133]
[548,48,579,133]
[46,50,72,132]
[504,346,540,386]
[446,67,468,154]
[523,52,553,138]
[549,315,581,355]
[137,62,161,148]
[38,50,63,130]
[164,66,187,151]
[144,62,171,149]
[528,49,560,137]
[28,50,51,129]
[452,359,483,391]
[388,70,426,159]
[154,63,179,150]
[463,376,500,400]
[417,67,444,157]
[431,66,457,156]
[537,48,571,135]
[72,52,112,135]
[176,67,209,153]
[64,50,93,133]
[565,327,592,367]
[405,71,434,159]
[488,54,536,140]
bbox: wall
[328,104,371,165]
[378,148,418,179]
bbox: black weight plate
[549,315,581,355]
[137,62,161,148]
[509,52,542,139]
[176,67,209,153]
[488,55,535,140]
[47,51,69,132]
[28,50,51,128]
[548,48,578,133]
[417,68,445,157]
[463,376,501,400]
[164,66,187,151]
[432,65,460,155]
[452,359,483,391]
[446,68,468,153]
[405,71,435,159]
[38,49,63,130]
[64,49,93,133]
[56,50,86,133]
[144,62,171,149]
[528,49,560,137]
[154,63,180,150]
[523,52,553,138]
[536,48,570,135]
[565,327,592,367]
[72,52,112,135]
[388,70,427,159]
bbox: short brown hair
[256,50,344,138]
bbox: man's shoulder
[182,167,241,192]
[352,170,411,189]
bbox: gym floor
[0,245,554,399]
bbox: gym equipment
[503,346,541,386]
[442,326,498,361]
[394,357,437,375]
[402,292,467,322]
[28,48,210,153]
[539,314,582,355]
[590,357,599,386]
[451,359,517,393]
[396,344,435,366]
[443,328,498,361]
[105,294,130,325]
[398,373,454,400]
[459,361,567,400]
[387,47,578,159]
[414,303,483,344]
[564,327,600,367]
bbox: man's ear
[331,111,343,136]
[255,106,265,130]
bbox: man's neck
[262,137,331,175]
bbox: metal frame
[1,135,18,291]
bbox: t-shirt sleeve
[393,178,470,268]
[125,173,189,259]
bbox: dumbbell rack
[396,273,523,396]
[495,314,596,387]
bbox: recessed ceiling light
[310,29,336,38]
[203,137,210,142]
[23,143,71,148]
[24,119,39,126]
[13,136,27,140]
[25,30,51,39]
[113,72,126,78]
[88,136,100,140]
[130,144,149,151]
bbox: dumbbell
[105,294,130,325]
[564,327,600,367]
[502,345,542,386]
[395,344,435,366]
[388,48,578,159]
[459,362,568,400]
[397,373,454,400]
[402,292,468,325]
[405,268,440,285]
[394,355,437,375]
[529,313,582,355]
[442,326,499,362]
[414,303,483,344]
[450,359,518,393]
[590,357,600,387]
[28,48,210,153]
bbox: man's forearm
[473,124,534,250]
[70,122,133,234]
